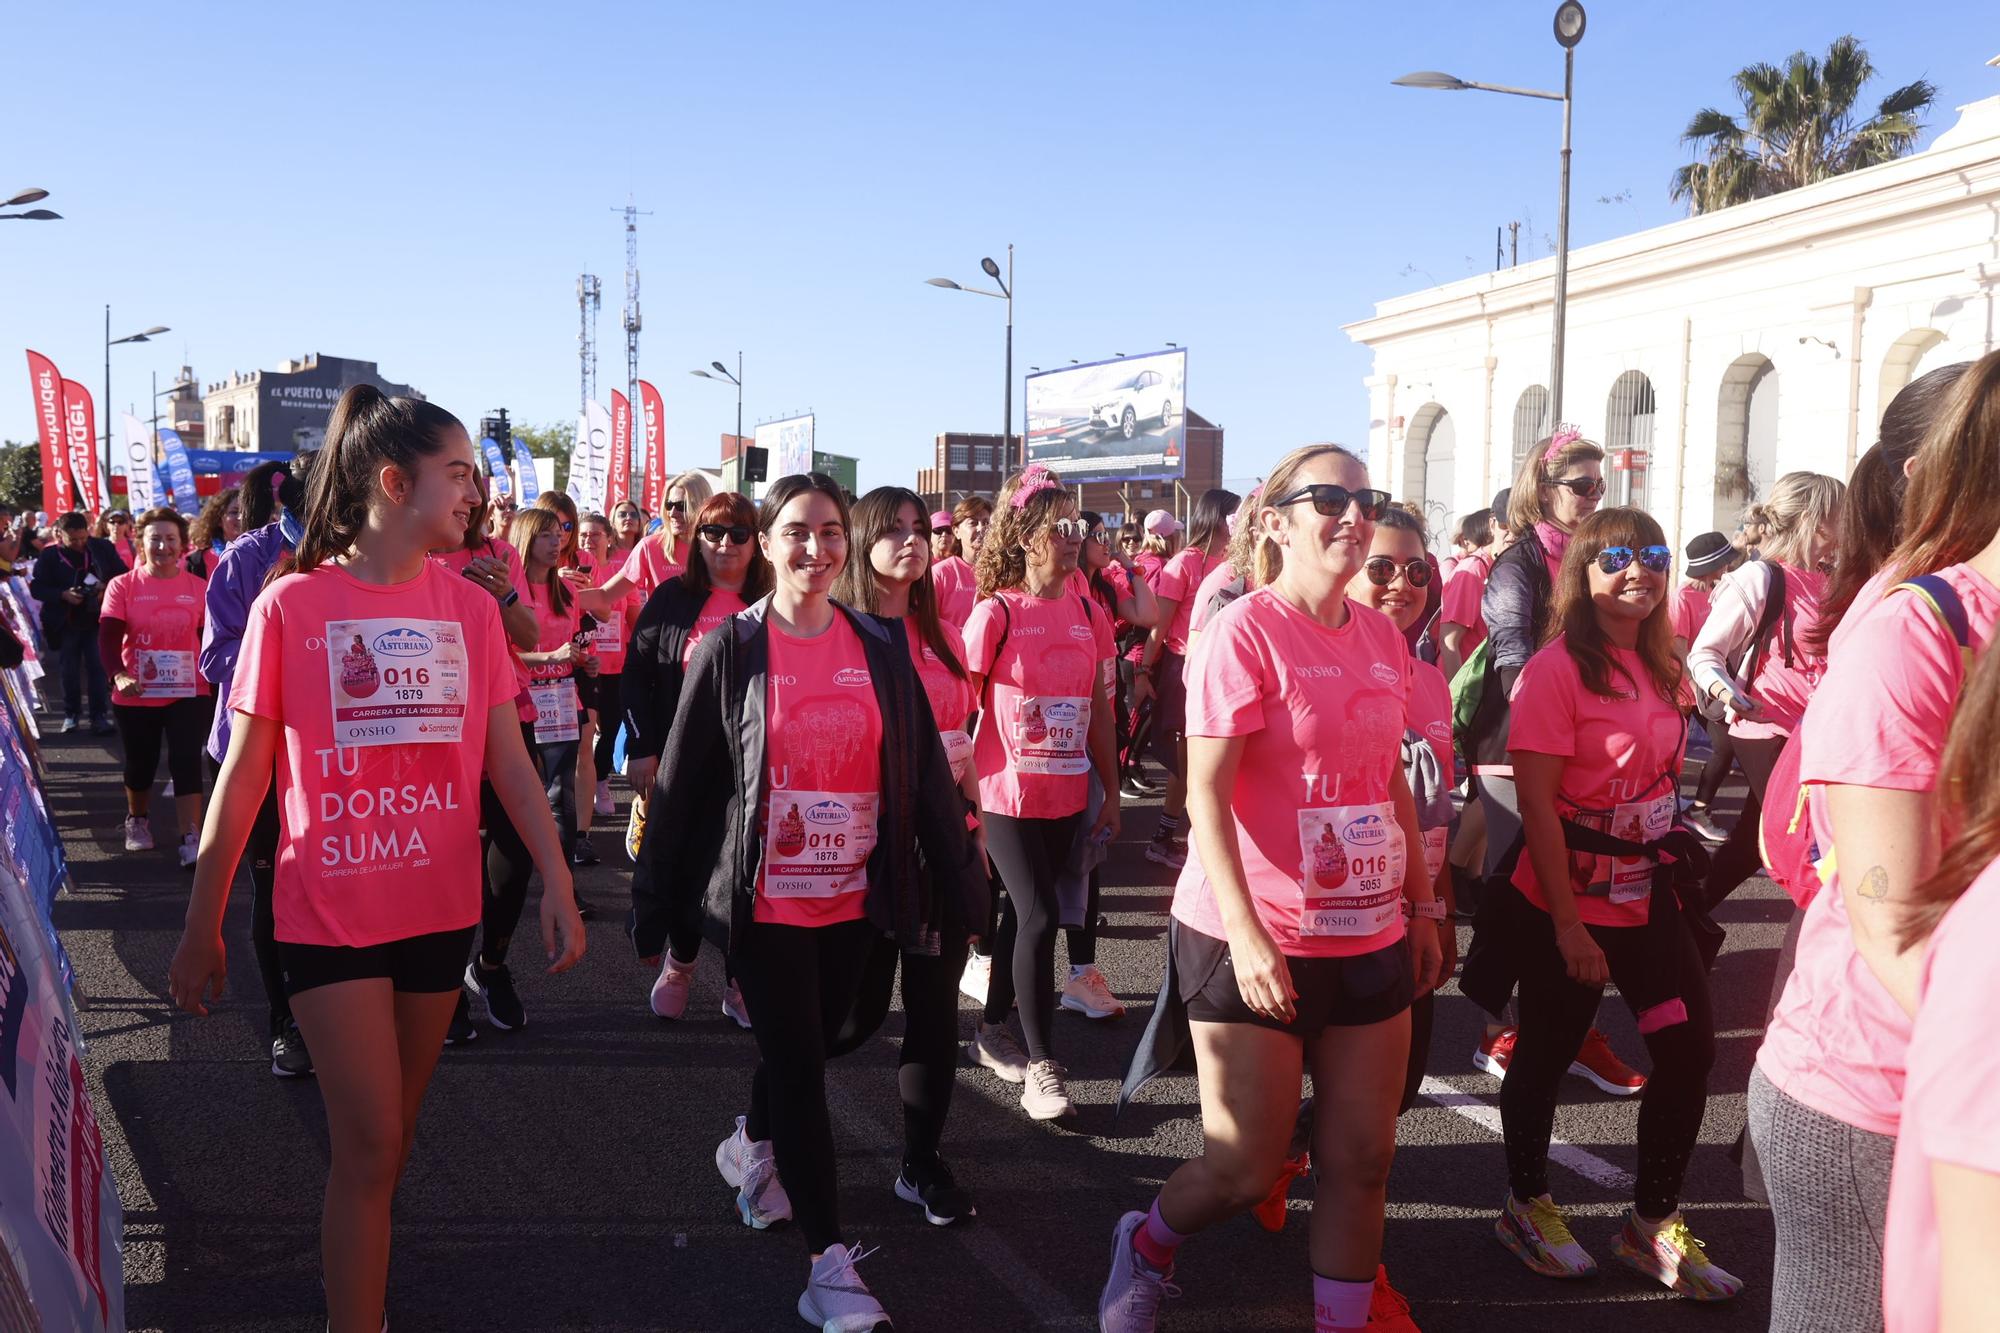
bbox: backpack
[1449,636,1494,751]
[1758,574,1974,908]
[1698,561,1793,723]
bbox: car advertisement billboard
[1026,349,1187,483]
[754,414,816,491]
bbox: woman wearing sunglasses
[96,508,138,568]
[624,491,772,1023]
[1686,471,1843,911]
[963,465,1121,1120]
[583,470,715,610]
[609,499,645,562]
[1493,508,1739,1301]
[1098,444,1440,1333]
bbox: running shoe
[650,955,695,1020]
[1021,1059,1076,1120]
[722,978,751,1029]
[1143,837,1186,870]
[464,960,527,1031]
[571,834,600,867]
[893,1156,975,1226]
[798,1242,890,1332]
[1473,1026,1518,1079]
[1369,1265,1421,1331]
[1098,1210,1180,1333]
[123,816,153,852]
[1060,965,1126,1020]
[90,716,115,736]
[716,1115,792,1229]
[1569,1029,1646,1096]
[625,795,647,861]
[1251,1150,1311,1232]
[958,953,992,1005]
[1682,807,1730,845]
[1610,1209,1743,1301]
[178,833,198,870]
[60,717,79,735]
[270,1019,313,1078]
[593,779,614,817]
[969,1021,1027,1084]
[1495,1193,1597,1278]
[444,992,479,1046]
[1119,776,1153,801]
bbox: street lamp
[926,244,1015,469]
[690,352,744,453]
[106,309,170,508]
[0,188,59,222]
[1394,1,1585,425]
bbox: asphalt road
[46,712,1784,1332]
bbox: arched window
[1403,403,1454,543]
[1715,353,1778,535]
[1604,371,1656,510]
[1511,386,1550,476]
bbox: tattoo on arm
[1858,865,1890,902]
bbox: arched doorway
[1715,353,1778,536]
[1604,371,1656,510]
[1403,402,1454,543]
[1511,386,1550,477]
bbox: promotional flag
[567,401,612,512]
[479,437,511,497]
[608,390,632,508]
[22,352,70,516]
[119,414,156,511]
[512,438,537,503]
[58,380,102,516]
[158,428,198,516]
[638,379,666,514]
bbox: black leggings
[1067,867,1101,967]
[1691,718,1739,809]
[827,924,971,1170]
[981,809,1085,1062]
[590,673,622,777]
[113,696,211,792]
[1699,733,1787,911]
[213,755,288,1032]
[735,917,877,1254]
[477,722,565,968]
[1502,910,1716,1218]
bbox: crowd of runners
[6,354,1999,1332]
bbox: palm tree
[1671,35,1937,215]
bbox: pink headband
[1542,425,1582,467]
[1011,465,1062,509]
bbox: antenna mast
[577,274,601,413]
[615,198,653,419]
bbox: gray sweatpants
[1747,1066,1894,1333]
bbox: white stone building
[1344,92,2000,556]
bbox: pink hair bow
[1011,464,1062,508]
[1543,425,1582,466]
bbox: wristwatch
[498,588,520,609]
[1402,899,1448,921]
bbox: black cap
[1684,531,1737,577]
[1491,488,1511,520]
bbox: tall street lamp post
[927,244,1016,470]
[1395,2,1586,425]
[106,309,170,506]
[691,354,745,478]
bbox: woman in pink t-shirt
[573,511,641,860]
[99,507,211,867]
[168,386,582,1333]
[962,466,1121,1122]
[609,497,645,565]
[1096,444,1441,1333]
[576,469,712,610]
[1498,507,1741,1302]
[929,494,991,628]
[1435,506,1493,684]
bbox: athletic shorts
[1150,652,1188,771]
[278,925,477,998]
[1174,920,1413,1034]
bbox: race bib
[327,618,470,747]
[1420,826,1447,886]
[941,728,974,785]
[1296,801,1406,937]
[1581,791,1676,905]
[764,789,878,898]
[1011,695,1089,775]
[591,610,624,653]
[530,679,580,744]
[136,648,196,699]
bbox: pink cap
[930,509,954,529]
[1143,508,1182,536]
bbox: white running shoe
[593,779,614,817]
[969,1021,1028,1083]
[715,1115,792,1229]
[1683,808,1730,844]
[1143,838,1186,870]
[123,816,153,852]
[958,952,991,1005]
[1021,1059,1076,1120]
[650,955,695,1020]
[798,1242,891,1332]
[1098,1210,1180,1332]
[722,978,752,1029]
[177,833,198,869]
[1060,965,1125,1020]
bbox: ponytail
[296,386,464,574]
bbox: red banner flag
[638,379,666,515]
[60,379,103,515]
[608,390,632,508]
[24,350,71,516]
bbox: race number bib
[1011,695,1089,775]
[1296,802,1406,937]
[326,618,470,747]
[530,679,580,745]
[136,649,196,699]
[941,728,974,785]
[1580,791,1676,905]
[1420,827,1447,886]
[591,610,624,654]
[764,789,878,898]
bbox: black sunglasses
[699,523,754,546]
[666,500,688,516]
[1363,556,1433,588]
[1551,475,1607,500]
[1595,544,1672,575]
[1271,484,1392,521]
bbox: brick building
[917,411,1224,526]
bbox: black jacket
[620,579,714,764]
[28,538,128,645]
[1468,527,1554,766]
[629,597,984,962]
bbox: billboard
[1026,349,1187,484]
[755,414,816,486]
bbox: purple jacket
[200,523,290,763]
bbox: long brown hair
[976,467,1075,597]
[1891,349,2000,585]
[1547,507,1686,704]
[189,487,239,552]
[838,486,966,680]
[296,385,465,574]
[681,492,773,601]
[1508,432,1606,532]
[1902,638,2000,950]
[508,505,572,616]
[533,490,580,566]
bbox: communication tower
[614,199,652,417]
[577,274,601,413]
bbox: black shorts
[1150,653,1188,771]
[1174,920,1413,1034]
[278,925,477,998]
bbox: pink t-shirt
[1507,642,1687,928]
[1439,553,1490,655]
[1883,857,2000,1333]
[1669,582,1712,645]
[585,559,642,674]
[433,540,534,723]
[617,536,686,600]
[232,562,517,947]
[683,588,748,667]
[931,555,977,628]
[1757,562,1998,1135]
[1828,565,1899,660]
[1692,562,1828,739]
[965,588,1115,820]
[1169,588,1413,959]
[1188,558,1239,637]
[1155,547,1210,657]
[908,619,976,784]
[102,564,209,705]
[754,615,883,928]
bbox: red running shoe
[1472,1026,1518,1079]
[1370,1265,1421,1331]
[1569,1028,1647,1096]
[1252,1151,1310,1232]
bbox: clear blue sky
[4,1,1992,494]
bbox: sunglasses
[1363,556,1434,588]
[1551,475,1607,500]
[1087,528,1107,545]
[1595,544,1672,575]
[666,501,687,516]
[558,521,574,532]
[1046,518,1090,541]
[699,523,754,546]
[1271,484,1392,521]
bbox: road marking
[1417,1076,1634,1192]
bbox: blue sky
[4,1,1993,494]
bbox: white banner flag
[567,401,613,512]
[119,413,156,512]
